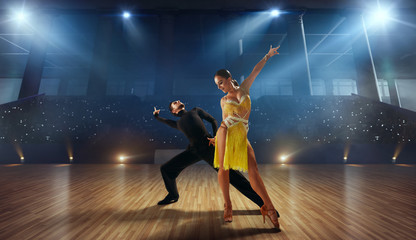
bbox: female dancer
[208,45,280,229]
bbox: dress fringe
[214,122,248,172]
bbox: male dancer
[153,100,264,207]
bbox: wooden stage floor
[0,164,415,240]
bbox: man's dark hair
[169,101,179,117]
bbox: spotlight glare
[17,12,26,21]
[123,11,131,19]
[393,143,404,163]
[271,9,280,17]
[280,155,287,162]
[119,155,125,162]
[373,8,390,24]
[20,156,24,160]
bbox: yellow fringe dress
[214,94,251,172]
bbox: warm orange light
[13,143,24,161]
[392,143,404,162]
[4,164,22,167]
[66,139,73,163]
[344,142,351,162]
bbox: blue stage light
[270,10,280,17]
[16,11,27,22]
[373,8,390,23]
[123,11,131,19]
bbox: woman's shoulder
[220,96,227,105]
[238,87,249,96]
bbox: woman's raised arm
[241,45,280,92]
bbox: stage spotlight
[393,143,404,163]
[374,9,390,22]
[123,11,131,19]
[16,11,27,22]
[368,7,392,26]
[119,155,125,162]
[280,155,287,162]
[14,143,24,162]
[66,139,74,163]
[270,9,280,17]
[344,142,351,163]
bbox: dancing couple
[153,45,281,230]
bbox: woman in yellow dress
[208,45,280,229]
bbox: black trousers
[160,143,264,207]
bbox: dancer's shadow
[112,205,261,222]
[112,205,281,239]
[66,205,281,239]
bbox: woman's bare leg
[247,144,279,228]
[217,125,231,208]
[246,144,273,209]
[247,145,280,229]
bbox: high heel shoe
[224,203,232,222]
[260,205,280,230]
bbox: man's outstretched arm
[196,107,218,136]
[153,107,178,129]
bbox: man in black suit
[153,100,264,207]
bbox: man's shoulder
[191,107,206,112]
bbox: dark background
[0,0,415,164]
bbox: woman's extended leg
[216,124,232,222]
[247,144,280,229]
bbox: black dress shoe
[157,195,179,205]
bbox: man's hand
[207,137,215,146]
[153,107,160,116]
